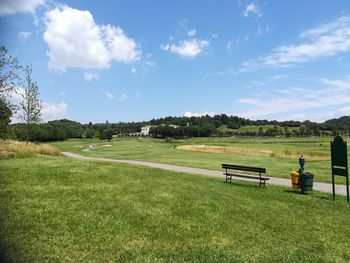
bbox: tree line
[5,114,350,142]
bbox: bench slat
[224,172,270,181]
[222,164,266,173]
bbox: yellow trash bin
[290,171,301,189]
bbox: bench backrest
[222,163,266,174]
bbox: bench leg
[259,179,266,188]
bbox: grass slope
[1,155,349,262]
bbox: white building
[141,125,154,136]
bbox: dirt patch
[176,144,329,160]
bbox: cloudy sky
[1,0,350,123]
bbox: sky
[1,0,350,124]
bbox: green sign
[330,136,349,202]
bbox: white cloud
[161,39,209,58]
[103,91,127,101]
[188,29,196,37]
[183,111,215,117]
[320,77,350,90]
[271,74,288,81]
[84,72,99,81]
[105,92,115,99]
[0,0,45,15]
[141,53,157,71]
[226,39,241,53]
[18,31,32,40]
[237,98,258,105]
[43,6,140,71]
[178,19,188,28]
[243,3,262,18]
[226,41,234,52]
[119,93,127,101]
[131,68,136,73]
[237,15,350,73]
[250,80,265,86]
[42,102,67,121]
[237,77,350,120]
[339,105,350,115]
[59,91,66,96]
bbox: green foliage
[150,124,216,138]
[0,98,12,138]
[12,119,84,142]
[18,66,42,143]
[84,128,95,138]
[0,46,21,107]
[98,127,113,141]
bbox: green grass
[233,125,299,133]
[1,155,349,262]
[51,137,349,184]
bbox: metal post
[332,174,335,201]
[346,176,349,203]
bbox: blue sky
[1,0,350,123]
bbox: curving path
[62,152,348,196]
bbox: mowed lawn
[51,137,349,184]
[1,155,349,262]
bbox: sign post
[330,136,349,202]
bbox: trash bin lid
[301,172,314,178]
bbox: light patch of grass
[0,140,60,159]
[176,144,329,160]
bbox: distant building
[141,125,154,136]
[115,124,177,137]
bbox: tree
[19,66,42,144]
[0,46,21,108]
[98,128,113,141]
[284,126,291,137]
[299,125,306,137]
[0,98,12,138]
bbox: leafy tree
[0,46,21,109]
[19,66,42,144]
[0,98,12,138]
[198,124,215,137]
[84,128,95,138]
[98,128,113,141]
[284,126,291,137]
[300,125,306,137]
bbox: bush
[0,140,60,159]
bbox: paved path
[62,152,348,196]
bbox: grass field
[1,155,349,262]
[51,137,349,184]
[233,125,299,133]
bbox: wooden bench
[222,164,270,187]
